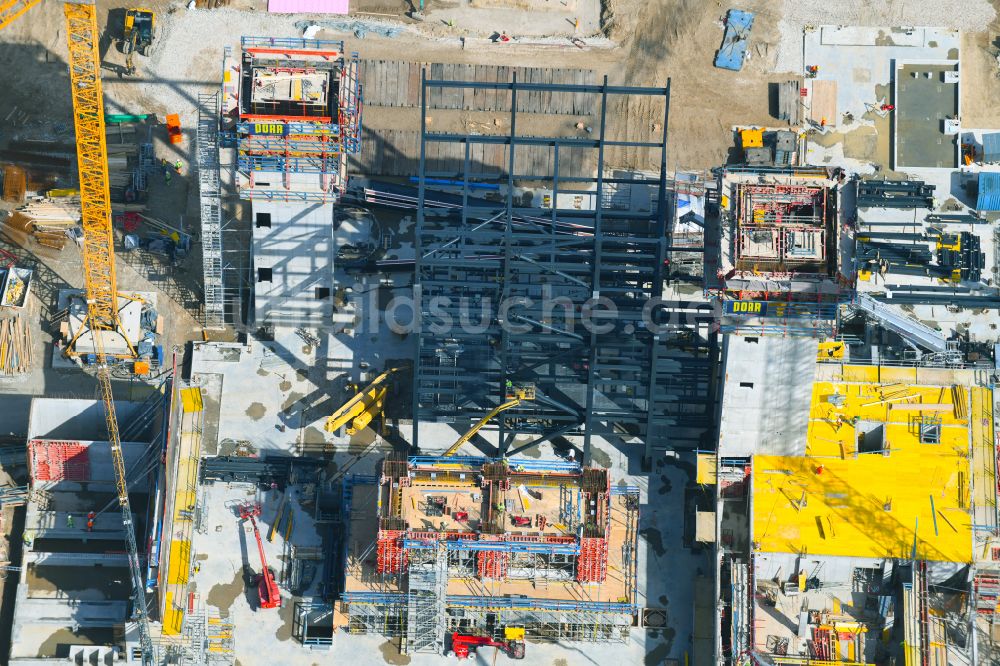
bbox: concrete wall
[251,200,336,327]
[27,398,155,442]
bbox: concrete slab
[895,63,959,169]
[718,336,818,457]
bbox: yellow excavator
[442,385,534,457]
[325,367,402,436]
[119,8,155,76]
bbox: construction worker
[174,160,183,174]
[164,169,172,186]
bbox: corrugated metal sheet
[976,172,1000,211]
[983,133,1000,163]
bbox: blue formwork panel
[715,9,755,71]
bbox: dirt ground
[961,8,1000,128]
[3,0,998,171]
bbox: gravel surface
[774,0,997,73]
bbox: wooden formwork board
[359,60,596,115]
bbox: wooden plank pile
[3,200,79,251]
[0,316,32,376]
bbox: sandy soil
[2,0,999,170]
[961,6,1000,129]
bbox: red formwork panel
[27,440,90,483]
[376,529,407,574]
[475,534,509,580]
[576,537,608,583]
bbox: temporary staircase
[404,543,448,654]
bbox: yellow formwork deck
[752,368,983,563]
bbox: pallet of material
[34,232,66,251]
[0,316,32,376]
[4,202,77,251]
[16,201,80,223]
[0,267,32,308]
[2,211,34,233]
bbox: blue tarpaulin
[715,9,754,71]
[977,172,1000,211]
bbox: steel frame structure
[412,73,718,464]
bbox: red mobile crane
[239,502,281,610]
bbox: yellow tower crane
[65,2,155,662]
[0,0,42,31]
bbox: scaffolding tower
[197,92,225,330]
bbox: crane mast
[64,2,153,662]
[64,0,122,333]
[0,0,42,31]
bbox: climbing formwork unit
[712,169,846,338]
[231,37,362,203]
[338,454,640,650]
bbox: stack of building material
[777,80,802,125]
[0,267,32,308]
[857,179,935,209]
[4,200,79,250]
[0,316,32,376]
[106,124,139,193]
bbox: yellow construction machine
[325,367,402,436]
[120,8,155,76]
[442,385,535,457]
